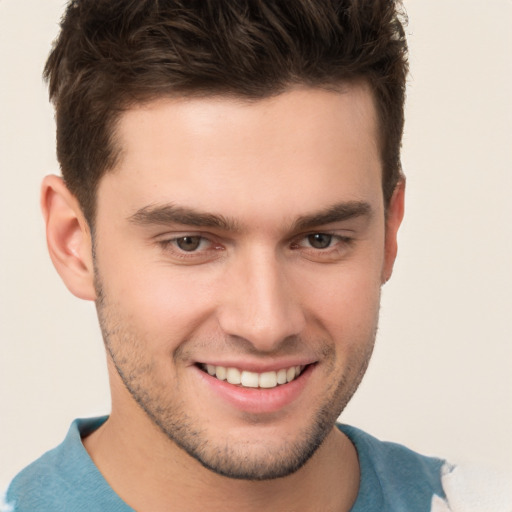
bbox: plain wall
[1,0,511,486]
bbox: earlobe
[381,179,405,284]
[41,175,97,301]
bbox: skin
[42,84,404,512]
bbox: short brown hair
[44,0,408,224]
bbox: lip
[194,363,315,414]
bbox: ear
[41,175,97,301]
[381,179,405,284]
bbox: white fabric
[0,489,14,512]
[431,463,512,512]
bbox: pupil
[308,233,332,249]
[177,236,201,251]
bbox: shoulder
[4,439,77,512]
[339,424,446,488]
[3,417,132,512]
[338,424,512,512]
[338,424,447,511]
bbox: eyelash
[157,235,223,259]
[291,233,353,251]
[156,232,354,262]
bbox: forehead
[99,85,383,226]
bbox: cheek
[99,252,219,341]
[298,262,383,339]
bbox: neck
[83,408,359,512]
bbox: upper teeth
[203,364,304,388]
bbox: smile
[199,364,306,389]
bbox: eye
[306,233,333,249]
[175,236,203,252]
[290,231,354,262]
[157,234,225,264]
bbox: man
[4,1,507,511]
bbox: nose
[216,248,306,352]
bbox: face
[91,85,401,480]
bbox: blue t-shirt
[4,417,448,511]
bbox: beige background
[1,0,511,486]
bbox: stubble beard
[94,272,377,481]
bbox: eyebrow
[128,204,241,232]
[291,201,373,232]
[128,200,372,233]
